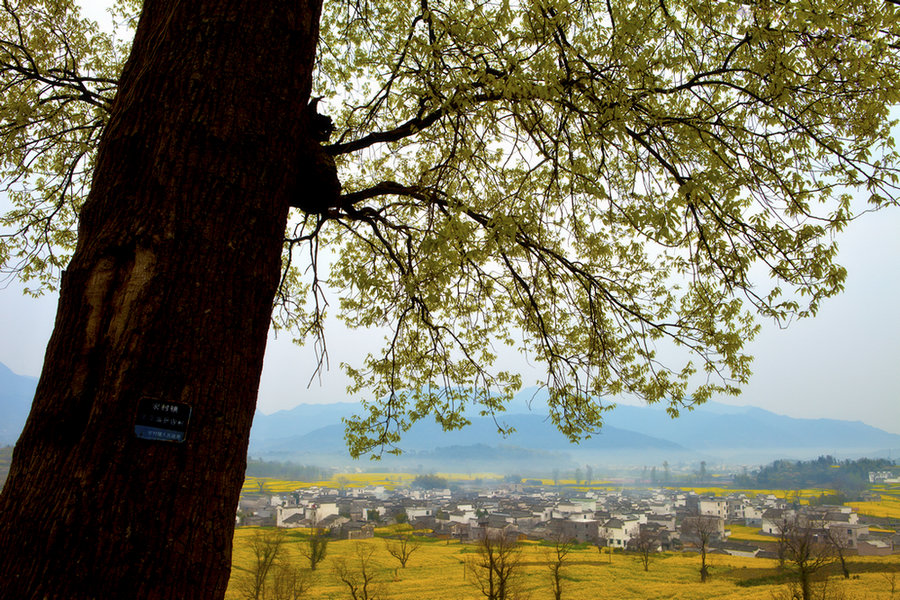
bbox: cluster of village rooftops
[238,481,898,557]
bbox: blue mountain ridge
[247,386,900,462]
[3,361,898,462]
[249,416,686,456]
[0,363,37,445]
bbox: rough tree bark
[0,1,322,598]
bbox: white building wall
[276,506,305,527]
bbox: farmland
[850,484,900,520]
[230,472,900,598]
[726,524,776,543]
[242,472,509,494]
[242,475,900,521]
[225,529,899,599]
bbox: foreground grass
[225,529,899,599]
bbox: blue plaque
[135,397,191,442]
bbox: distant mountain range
[246,387,900,470]
[3,362,899,471]
[0,363,36,445]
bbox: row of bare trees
[240,519,883,600]
[238,529,423,600]
[465,529,590,600]
[472,522,890,600]
[683,510,865,600]
[238,529,315,600]
[773,514,859,600]
[466,532,523,600]
[240,528,566,600]
[634,508,865,600]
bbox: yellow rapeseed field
[849,498,900,519]
[225,529,899,600]
[242,474,619,495]
[727,524,777,543]
[662,483,900,519]
[852,483,900,519]
[242,473,419,495]
[242,477,320,494]
[241,475,900,523]
[670,486,827,502]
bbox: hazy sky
[1,0,898,436]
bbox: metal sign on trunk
[134,398,192,442]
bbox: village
[237,477,899,560]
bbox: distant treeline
[734,455,895,497]
[411,474,449,489]
[245,458,332,482]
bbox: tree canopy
[734,455,895,493]
[3,0,899,457]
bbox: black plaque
[134,397,192,442]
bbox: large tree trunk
[0,1,322,598]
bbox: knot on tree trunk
[292,97,341,214]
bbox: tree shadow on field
[732,561,898,588]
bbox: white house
[761,508,791,535]
[600,516,641,547]
[276,506,305,528]
[406,505,435,520]
[742,505,765,527]
[448,508,478,524]
[698,498,727,519]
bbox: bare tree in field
[881,570,898,599]
[545,534,575,600]
[239,529,287,600]
[630,526,661,572]
[822,525,852,579]
[299,527,330,571]
[682,514,720,583]
[778,515,835,600]
[596,538,613,564]
[333,543,383,600]
[776,520,790,570]
[269,562,314,600]
[466,530,523,600]
[384,534,422,568]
